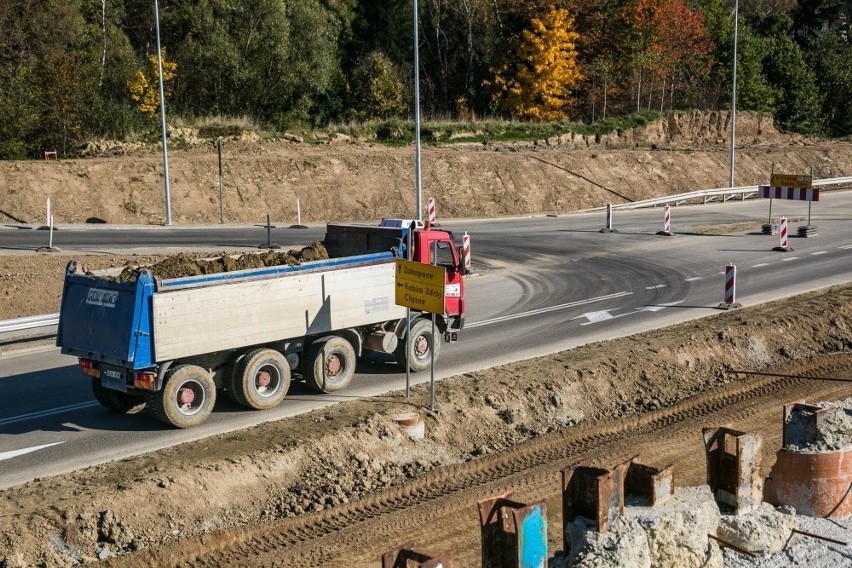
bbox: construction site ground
[1,112,851,567]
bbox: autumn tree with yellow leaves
[127,49,177,117]
[486,7,583,121]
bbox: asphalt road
[1,192,850,489]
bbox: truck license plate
[100,366,127,392]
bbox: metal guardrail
[0,313,59,334]
[610,176,852,210]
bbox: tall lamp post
[154,0,173,225]
[413,0,423,221]
[729,0,739,189]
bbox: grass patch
[319,112,660,146]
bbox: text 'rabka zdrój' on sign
[394,259,446,315]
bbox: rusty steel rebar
[792,528,849,546]
[708,534,758,558]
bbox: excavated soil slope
[1,111,851,226]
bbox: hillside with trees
[1,0,849,159]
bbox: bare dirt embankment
[1,111,850,227]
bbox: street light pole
[154,0,172,225]
[729,0,739,189]
[413,0,423,221]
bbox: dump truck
[57,222,466,428]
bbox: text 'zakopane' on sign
[395,259,445,315]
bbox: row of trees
[1,0,849,159]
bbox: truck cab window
[433,241,456,268]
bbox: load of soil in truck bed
[115,241,329,281]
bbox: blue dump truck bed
[56,252,395,370]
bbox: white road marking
[645,284,667,289]
[573,301,684,326]
[572,310,618,324]
[635,301,685,312]
[810,251,828,255]
[0,401,99,427]
[839,244,852,250]
[467,291,633,328]
[751,263,769,268]
[684,277,702,282]
[781,257,799,261]
[0,442,65,463]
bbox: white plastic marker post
[297,199,302,226]
[428,197,436,225]
[718,264,741,310]
[462,232,471,272]
[48,214,55,250]
[46,197,51,227]
[600,203,617,233]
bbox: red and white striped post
[462,231,471,272]
[718,264,741,309]
[773,216,793,252]
[657,204,673,236]
[427,197,436,225]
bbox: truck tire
[91,378,146,414]
[147,364,216,428]
[394,319,440,372]
[230,348,290,410]
[304,336,356,393]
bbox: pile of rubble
[558,398,852,567]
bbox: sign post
[395,257,445,411]
[760,172,818,238]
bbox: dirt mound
[1,111,849,226]
[115,242,328,281]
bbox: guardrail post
[258,213,280,249]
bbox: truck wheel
[230,348,290,410]
[395,319,441,372]
[91,379,146,414]
[147,365,216,428]
[305,336,356,393]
